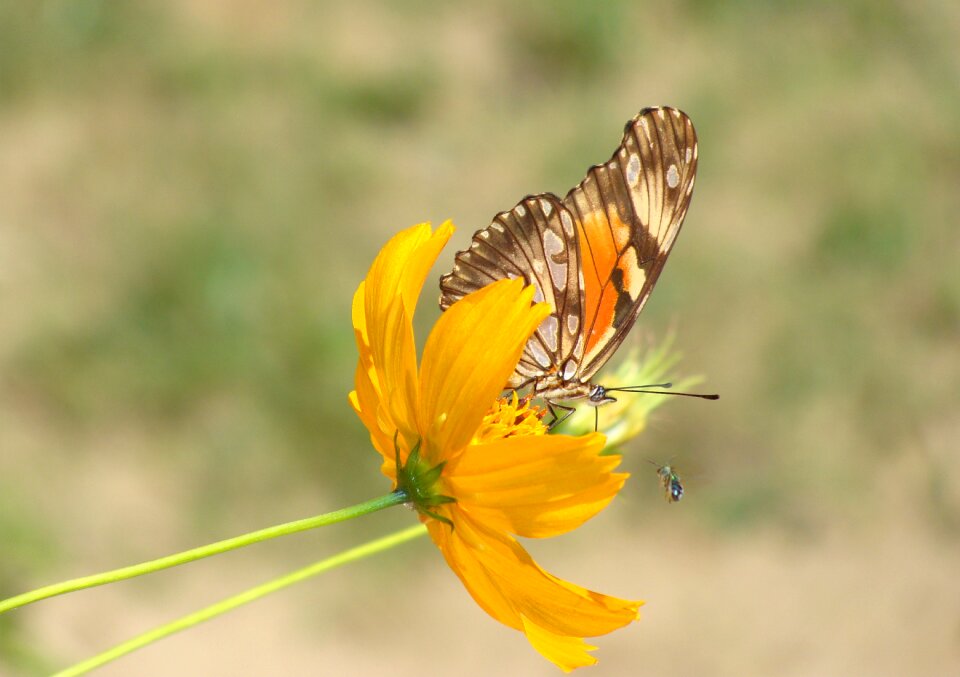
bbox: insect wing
[439,194,584,388]
[563,107,698,381]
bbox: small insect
[648,461,684,502]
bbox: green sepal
[422,509,454,528]
[393,432,456,525]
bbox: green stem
[0,491,408,615]
[52,523,428,677]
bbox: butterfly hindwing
[439,194,584,388]
[563,107,698,382]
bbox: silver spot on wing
[573,334,584,359]
[541,228,566,289]
[626,153,641,187]
[530,342,552,368]
[560,210,575,237]
[540,316,559,352]
[666,164,679,189]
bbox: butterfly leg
[546,401,577,429]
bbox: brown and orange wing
[439,194,584,388]
[563,106,698,381]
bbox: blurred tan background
[2,1,959,675]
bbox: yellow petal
[364,221,453,322]
[349,283,394,455]
[445,433,626,538]
[428,512,640,669]
[351,281,370,354]
[348,365,391,462]
[521,616,598,672]
[358,222,452,444]
[397,219,454,315]
[418,279,550,463]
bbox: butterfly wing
[563,106,698,382]
[439,194,584,388]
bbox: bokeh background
[2,1,958,675]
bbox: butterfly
[439,107,707,422]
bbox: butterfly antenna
[604,382,719,400]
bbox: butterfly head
[587,384,617,406]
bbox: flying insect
[648,461,684,503]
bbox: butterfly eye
[588,385,615,405]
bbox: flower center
[473,392,548,443]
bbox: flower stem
[52,523,428,677]
[0,491,408,615]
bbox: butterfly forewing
[563,107,698,382]
[439,194,584,388]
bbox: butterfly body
[440,107,698,411]
[531,377,613,407]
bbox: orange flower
[349,222,641,671]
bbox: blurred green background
[2,1,958,675]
